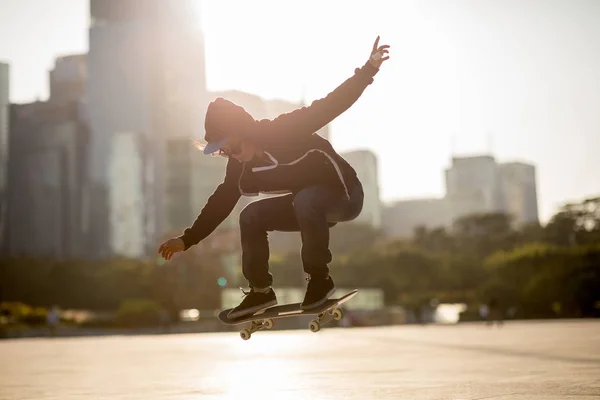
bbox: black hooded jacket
[178,61,380,250]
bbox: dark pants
[239,181,364,288]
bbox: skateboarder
[158,36,390,319]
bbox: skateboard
[218,289,358,340]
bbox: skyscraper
[163,136,230,235]
[444,154,539,226]
[87,0,207,256]
[499,162,539,225]
[49,55,87,105]
[108,131,154,257]
[7,100,89,258]
[381,154,540,239]
[445,155,505,221]
[340,149,382,228]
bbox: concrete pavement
[1,320,599,399]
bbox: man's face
[219,137,256,162]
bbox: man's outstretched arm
[252,36,390,142]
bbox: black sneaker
[301,276,335,310]
[227,288,277,319]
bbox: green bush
[0,302,48,326]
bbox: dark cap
[203,98,254,154]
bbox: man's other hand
[158,238,185,261]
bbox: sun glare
[213,332,309,398]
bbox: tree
[452,212,517,259]
[413,225,455,254]
[484,243,600,318]
[545,197,600,246]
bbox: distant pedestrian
[479,304,489,321]
[46,305,60,336]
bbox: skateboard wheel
[332,308,343,321]
[240,329,251,340]
[309,320,320,333]
[264,319,274,329]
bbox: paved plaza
[1,320,599,399]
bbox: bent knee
[239,201,262,227]
[292,187,322,215]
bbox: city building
[382,153,539,239]
[498,162,539,225]
[6,100,89,258]
[108,132,154,257]
[0,62,9,250]
[444,154,539,226]
[163,136,233,235]
[340,149,382,228]
[49,55,87,105]
[164,138,196,235]
[87,0,207,256]
[382,198,451,238]
[445,155,505,221]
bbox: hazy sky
[1,0,599,222]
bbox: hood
[204,97,255,143]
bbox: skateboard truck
[309,308,344,333]
[239,318,275,340]
[218,290,357,340]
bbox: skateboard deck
[218,289,358,340]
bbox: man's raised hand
[368,36,390,69]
